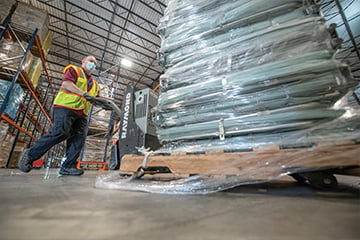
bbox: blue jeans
[27,107,88,168]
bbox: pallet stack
[120,0,360,179]
[153,0,359,149]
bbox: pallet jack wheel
[289,173,307,183]
[295,171,338,190]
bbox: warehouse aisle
[0,168,359,240]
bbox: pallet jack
[92,84,161,170]
[88,97,122,115]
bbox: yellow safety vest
[53,64,99,116]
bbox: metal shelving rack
[0,20,63,168]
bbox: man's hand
[82,93,121,115]
[95,98,114,111]
[83,94,116,111]
[82,92,97,103]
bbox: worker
[18,55,100,176]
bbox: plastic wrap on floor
[95,172,268,195]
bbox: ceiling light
[121,58,133,68]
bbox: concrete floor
[0,168,359,240]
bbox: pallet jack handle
[90,97,122,116]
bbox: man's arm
[62,80,86,95]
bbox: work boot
[59,167,84,176]
[18,149,32,173]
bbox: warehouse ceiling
[19,0,167,105]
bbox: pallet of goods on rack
[0,0,16,25]
[0,79,23,119]
[1,1,50,56]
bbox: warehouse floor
[0,168,359,240]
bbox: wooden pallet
[120,141,360,179]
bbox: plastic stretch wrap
[96,0,360,194]
[159,0,304,48]
[0,40,33,73]
[159,3,316,68]
[157,109,360,153]
[156,71,351,127]
[152,1,358,144]
[0,79,24,119]
[159,17,334,90]
[154,50,357,142]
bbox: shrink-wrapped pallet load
[96,0,360,194]
[0,2,53,89]
[0,40,33,73]
[153,0,359,152]
[10,2,50,44]
[0,79,24,119]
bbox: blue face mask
[86,61,96,71]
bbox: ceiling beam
[109,0,161,27]
[37,0,160,61]
[65,0,160,47]
[47,14,161,74]
[92,0,160,37]
[138,0,165,16]
[110,0,134,63]
[49,41,154,87]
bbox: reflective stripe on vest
[53,64,99,115]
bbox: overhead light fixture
[121,58,133,68]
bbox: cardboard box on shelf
[0,134,15,168]
[10,2,50,44]
[0,0,16,24]
[7,141,27,168]
[0,39,33,73]
[0,120,9,143]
